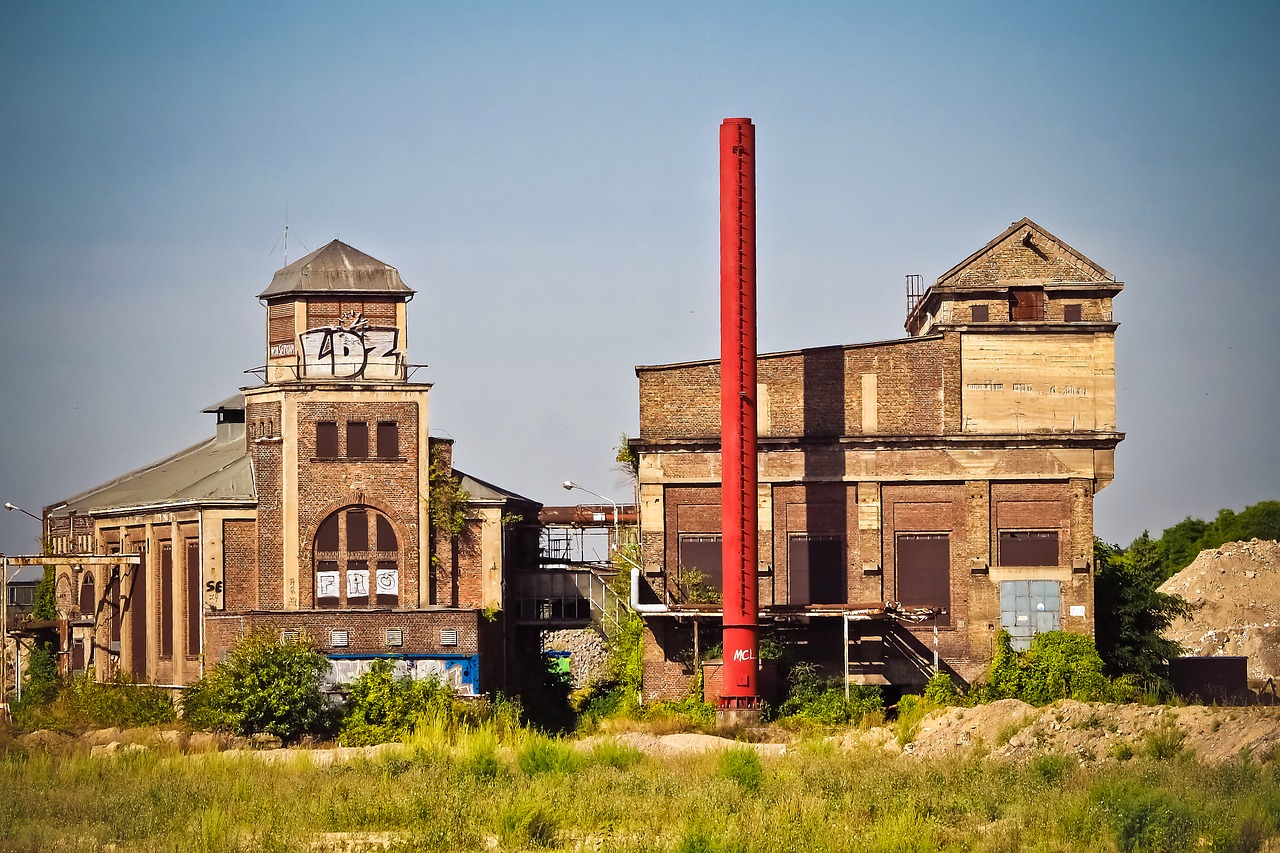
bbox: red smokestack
[719,117,759,709]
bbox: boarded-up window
[678,535,723,594]
[160,544,174,659]
[347,421,368,459]
[971,304,989,322]
[377,421,399,459]
[317,514,339,552]
[347,560,369,606]
[896,533,950,624]
[317,422,339,458]
[1010,288,1045,321]
[376,559,399,607]
[186,540,200,657]
[1063,303,1082,323]
[347,510,369,551]
[376,515,397,551]
[79,572,96,617]
[317,560,339,608]
[72,640,85,673]
[999,530,1059,567]
[788,536,846,605]
[268,303,294,346]
[109,567,121,644]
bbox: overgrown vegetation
[11,673,175,731]
[182,631,337,741]
[427,450,471,537]
[776,662,883,726]
[1094,537,1194,688]
[9,725,1278,851]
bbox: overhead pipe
[718,117,760,710]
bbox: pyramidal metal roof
[258,240,415,300]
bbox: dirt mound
[901,700,1280,765]
[1160,539,1280,681]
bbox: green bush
[777,661,883,726]
[339,659,457,745]
[182,631,336,741]
[986,630,1121,706]
[13,672,174,731]
[1068,780,1198,852]
[922,671,959,705]
[718,746,763,792]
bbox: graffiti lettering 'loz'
[298,312,401,380]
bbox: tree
[1093,537,1193,685]
[183,631,336,740]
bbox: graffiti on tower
[298,311,401,380]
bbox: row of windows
[316,420,400,460]
[970,297,1084,323]
[676,530,1061,618]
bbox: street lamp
[562,480,619,555]
[4,503,40,523]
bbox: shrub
[777,661,883,726]
[986,630,1121,706]
[1141,716,1186,761]
[517,737,580,775]
[183,630,336,741]
[894,694,931,747]
[13,672,174,731]
[718,746,763,792]
[339,659,457,746]
[923,671,959,705]
[1068,780,1198,852]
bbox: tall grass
[3,720,1280,851]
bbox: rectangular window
[347,421,369,459]
[999,530,1060,567]
[316,422,339,458]
[376,515,397,551]
[377,421,399,459]
[129,554,148,681]
[160,543,174,659]
[1063,303,1083,323]
[347,560,369,606]
[1009,288,1045,321]
[970,304,989,323]
[788,535,846,605]
[347,510,369,551]
[895,533,951,625]
[678,535,723,595]
[376,560,399,607]
[317,561,339,608]
[186,539,201,657]
[316,514,339,552]
[110,566,121,644]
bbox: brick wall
[248,400,283,610]
[223,519,259,612]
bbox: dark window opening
[129,556,148,680]
[376,515,397,551]
[186,540,200,657]
[678,535,723,595]
[896,533,951,625]
[788,535,846,605]
[347,510,369,551]
[999,530,1060,567]
[347,421,369,459]
[1010,288,1045,321]
[970,304,989,323]
[1063,303,1082,323]
[317,514,339,552]
[109,568,121,644]
[160,544,174,659]
[377,421,399,459]
[317,422,339,458]
[79,573,96,617]
[316,560,339,608]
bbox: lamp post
[2,502,40,713]
[561,481,619,556]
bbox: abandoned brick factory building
[36,241,540,694]
[631,218,1123,697]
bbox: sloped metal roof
[454,469,540,508]
[202,393,245,414]
[258,240,415,299]
[49,431,255,516]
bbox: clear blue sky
[2,1,1277,556]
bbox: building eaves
[634,334,944,374]
[454,469,541,508]
[48,436,256,516]
[258,240,415,300]
[202,393,245,414]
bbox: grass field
[4,722,1280,852]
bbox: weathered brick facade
[633,218,1123,695]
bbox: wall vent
[385,628,404,647]
[330,629,350,648]
[440,628,459,647]
[280,629,302,644]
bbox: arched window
[314,506,400,609]
[79,572,96,616]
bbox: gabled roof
[49,432,255,516]
[258,240,415,300]
[455,469,541,509]
[935,217,1115,289]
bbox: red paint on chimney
[718,117,759,708]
